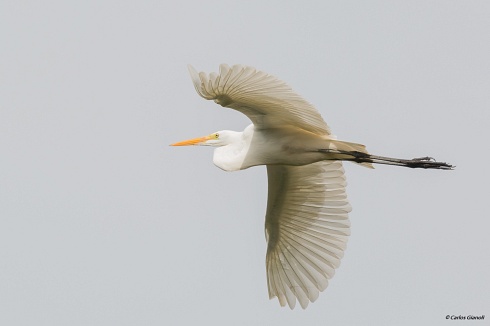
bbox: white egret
[171,64,453,309]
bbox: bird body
[201,124,372,171]
[171,64,452,309]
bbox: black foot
[412,156,435,161]
[406,157,453,170]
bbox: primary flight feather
[171,64,453,309]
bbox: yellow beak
[170,135,213,146]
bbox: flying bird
[171,64,453,309]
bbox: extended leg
[318,149,454,170]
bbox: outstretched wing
[188,64,331,136]
[265,161,351,309]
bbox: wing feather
[188,64,331,135]
[265,161,351,309]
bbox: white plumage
[172,64,452,309]
[187,64,331,135]
[265,161,350,309]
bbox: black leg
[318,149,454,170]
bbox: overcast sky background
[1,1,489,325]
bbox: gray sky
[1,1,489,325]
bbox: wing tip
[187,64,202,95]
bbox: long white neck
[212,125,254,171]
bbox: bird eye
[215,133,219,139]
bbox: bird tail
[329,140,374,169]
